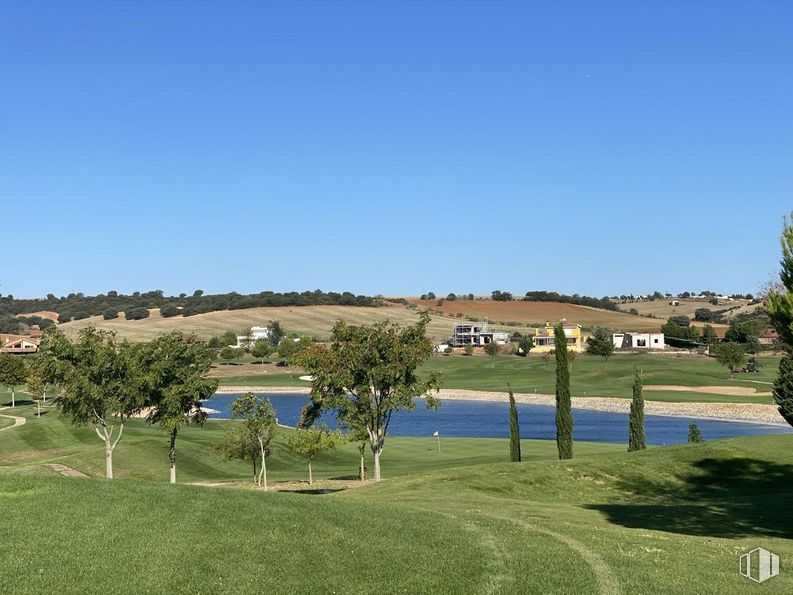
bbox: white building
[237,326,271,349]
[612,332,665,350]
[451,323,510,347]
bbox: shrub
[102,308,118,321]
[687,424,704,443]
[124,307,150,321]
[160,305,180,318]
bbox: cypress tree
[628,368,646,451]
[766,213,793,427]
[554,323,573,459]
[773,354,793,426]
[508,387,521,462]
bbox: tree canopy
[136,332,218,483]
[35,328,142,478]
[295,314,441,481]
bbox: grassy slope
[2,403,792,593]
[0,404,622,483]
[215,354,780,403]
[347,434,793,593]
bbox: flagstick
[436,433,441,454]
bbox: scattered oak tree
[0,352,28,407]
[554,323,573,459]
[295,314,441,481]
[136,332,218,484]
[36,328,142,478]
[508,387,521,462]
[628,369,646,451]
[287,423,341,485]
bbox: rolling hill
[58,303,482,343]
[56,298,683,343]
[413,299,664,331]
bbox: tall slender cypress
[508,387,521,462]
[554,323,573,459]
[628,368,646,451]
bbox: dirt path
[44,463,88,478]
[0,408,27,432]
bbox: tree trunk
[11,388,15,408]
[258,438,267,491]
[373,448,382,482]
[105,439,114,479]
[252,457,258,487]
[359,446,366,481]
[169,428,178,484]
[308,459,313,485]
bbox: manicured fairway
[216,353,781,403]
[1,408,792,593]
[0,404,623,483]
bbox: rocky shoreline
[214,385,786,426]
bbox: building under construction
[451,322,511,347]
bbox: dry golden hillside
[58,303,528,343]
[412,299,664,331]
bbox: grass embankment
[216,353,780,403]
[2,406,792,593]
[0,403,622,483]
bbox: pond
[203,393,793,446]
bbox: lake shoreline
[215,385,786,426]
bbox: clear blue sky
[1,1,790,299]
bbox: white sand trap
[644,385,772,397]
[298,375,315,382]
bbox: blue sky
[1,1,790,299]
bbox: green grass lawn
[0,403,623,483]
[1,403,791,593]
[218,353,780,403]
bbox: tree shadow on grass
[587,458,793,538]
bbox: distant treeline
[0,290,379,324]
[522,291,619,311]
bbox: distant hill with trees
[0,290,378,324]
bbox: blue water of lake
[202,393,793,445]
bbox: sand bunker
[644,385,772,397]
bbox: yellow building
[532,320,587,353]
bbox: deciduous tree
[136,332,218,484]
[252,339,272,364]
[586,327,614,365]
[217,392,277,489]
[517,336,534,357]
[35,329,142,478]
[287,424,341,485]
[295,314,441,481]
[0,353,27,407]
[714,341,745,378]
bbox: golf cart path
[0,407,26,432]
